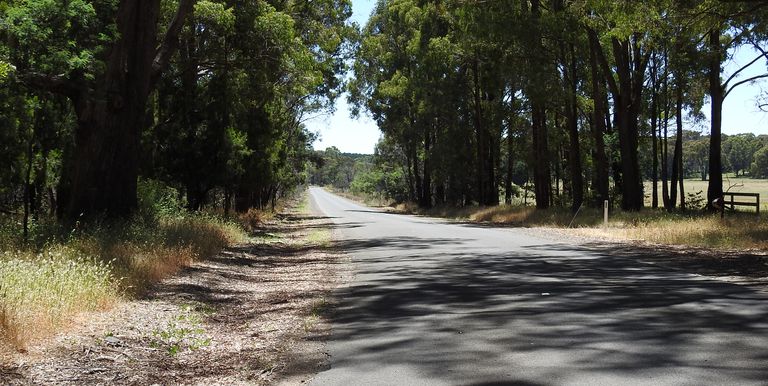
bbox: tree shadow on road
[319,235,768,384]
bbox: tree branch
[18,72,81,99]
[725,73,768,98]
[151,0,195,86]
[586,27,619,98]
[723,53,767,89]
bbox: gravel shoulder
[521,226,768,288]
[1,201,349,385]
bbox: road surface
[307,187,768,385]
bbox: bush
[137,178,183,220]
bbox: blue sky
[306,0,768,154]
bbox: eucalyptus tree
[3,0,195,219]
[694,1,768,209]
[351,0,440,205]
[583,1,665,211]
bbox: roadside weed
[150,305,211,356]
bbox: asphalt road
[307,187,768,386]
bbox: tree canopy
[347,0,768,211]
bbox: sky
[305,0,380,154]
[306,0,768,155]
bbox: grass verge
[326,187,768,251]
[0,213,247,350]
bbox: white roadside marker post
[603,200,609,226]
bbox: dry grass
[326,188,392,208]
[645,177,768,212]
[238,208,275,233]
[0,214,247,350]
[0,248,118,349]
[391,201,768,251]
[575,213,768,250]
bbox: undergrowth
[0,179,248,350]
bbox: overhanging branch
[725,73,768,98]
[151,0,195,86]
[18,72,81,99]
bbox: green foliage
[137,178,183,220]
[751,145,768,178]
[3,0,118,80]
[150,304,212,356]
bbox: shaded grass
[0,214,247,350]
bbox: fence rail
[722,192,760,215]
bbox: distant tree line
[677,132,768,180]
[310,146,411,202]
[347,0,768,212]
[0,0,354,224]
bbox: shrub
[137,178,183,220]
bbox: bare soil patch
[1,204,347,385]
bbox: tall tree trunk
[59,0,193,220]
[588,36,610,207]
[420,122,432,208]
[589,29,647,211]
[676,89,686,210]
[565,43,583,212]
[23,124,34,242]
[505,125,514,205]
[529,0,550,209]
[532,104,551,209]
[472,56,487,205]
[411,144,421,203]
[661,48,671,210]
[707,29,724,209]
[670,85,684,210]
[488,118,500,206]
[650,54,659,209]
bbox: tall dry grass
[0,248,118,349]
[0,213,247,349]
[577,213,768,250]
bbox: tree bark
[650,54,659,209]
[472,56,487,205]
[661,47,671,210]
[505,117,515,205]
[529,0,550,210]
[707,29,724,209]
[531,104,550,209]
[670,85,684,210]
[588,29,647,211]
[676,88,686,210]
[565,43,583,213]
[49,0,195,220]
[588,34,610,207]
[420,120,432,208]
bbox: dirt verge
[1,199,348,385]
